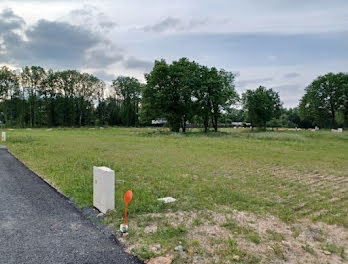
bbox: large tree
[299,72,348,128]
[111,76,142,126]
[194,66,237,132]
[142,58,201,132]
[0,66,19,100]
[21,66,47,127]
[242,86,282,128]
[142,58,237,132]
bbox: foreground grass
[2,127,347,263]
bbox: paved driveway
[0,146,142,264]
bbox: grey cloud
[92,70,115,81]
[0,9,123,70]
[0,8,24,35]
[143,17,181,32]
[272,84,303,96]
[84,44,123,68]
[271,84,304,107]
[123,57,153,71]
[68,5,117,32]
[283,72,300,78]
[140,17,208,33]
[236,77,273,87]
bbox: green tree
[194,66,237,132]
[0,66,19,100]
[209,69,237,132]
[142,58,200,132]
[299,73,348,128]
[111,76,142,126]
[242,86,282,128]
[21,66,47,127]
[0,66,22,126]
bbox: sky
[0,0,348,107]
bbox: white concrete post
[1,132,6,142]
[338,128,343,133]
[93,166,115,214]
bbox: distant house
[231,122,251,127]
[151,119,167,126]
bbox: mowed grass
[3,128,347,226]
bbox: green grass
[1,127,347,262]
[3,127,347,225]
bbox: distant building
[231,122,251,127]
[151,119,167,125]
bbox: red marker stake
[120,190,133,233]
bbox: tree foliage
[1,61,346,130]
[111,76,142,126]
[299,72,348,128]
[141,58,237,132]
[242,86,282,128]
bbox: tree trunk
[182,122,186,133]
[203,117,209,133]
[212,115,218,132]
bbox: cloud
[67,5,117,33]
[91,70,115,82]
[123,57,153,71]
[0,9,123,69]
[139,16,208,33]
[0,8,24,33]
[283,72,300,78]
[236,77,273,87]
[272,84,304,107]
[141,17,181,32]
[273,84,302,95]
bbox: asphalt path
[0,146,142,264]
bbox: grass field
[2,128,347,263]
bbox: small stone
[97,213,104,217]
[157,197,177,203]
[233,255,240,261]
[153,244,162,249]
[148,256,171,264]
[122,232,129,237]
[174,245,184,252]
[323,250,331,255]
[144,225,157,233]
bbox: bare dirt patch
[120,209,347,263]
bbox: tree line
[0,66,142,127]
[0,58,347,131]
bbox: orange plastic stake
[123,190,133,226]
[120,190,133,232]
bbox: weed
[132,247,155,260]
[302,244,316,255]
[271,244,286,261]
[322,243,346,259]
[266,229,285,241]
[192,217,203,227]
[247,232,261,244]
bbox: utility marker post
[1,132,6,142]
[93,166,115,214]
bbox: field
[2,128,347,263]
